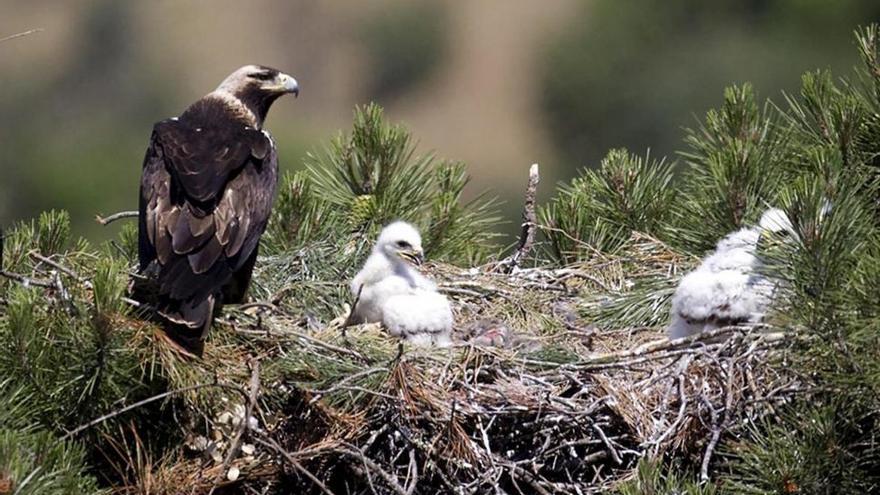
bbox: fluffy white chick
[350,221,453,346]
[667,208,793,340]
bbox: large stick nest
[151,234,797,494]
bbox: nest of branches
[214,237,795,494]
[44,227,786,495]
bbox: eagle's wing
[153,120,270,203]
[138,119,277,303]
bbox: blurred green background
[1,0,878,241]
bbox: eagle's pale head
[214,65,299,126]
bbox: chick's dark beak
[399,248,424,266]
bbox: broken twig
[209,359,261,494]
[0,28,43,44]
[95,210,139,226]
[63,382,248,440]
[498,163,540,272]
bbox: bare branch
[63,382,248,440]
[209,359,261,494]
[498,163,540,272]
[95,210,139,226]
[252,434,335,495]
[338,443,409,495]
[29,251,88,283]
[0,28,43,43]
[0,269,56,288]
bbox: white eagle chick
[667,208,793,340]
[351,221,453,346]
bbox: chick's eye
[396,240,410,248]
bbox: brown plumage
[137,65,298,355]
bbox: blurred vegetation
[266,103,501,265]
[541,0,880,168]
[360,1,448,101]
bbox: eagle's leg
[222,246,259,304]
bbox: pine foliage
[540,148,676,263]
[265,103,501,266]
[722,404,880,494]
[0,428,103,495]
[672,83,791,251]
[0,380,103,494]
[615,458,715,495]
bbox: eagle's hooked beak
[271,73,299,97]
[398,248,424,266]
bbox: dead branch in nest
[338,442,409,495]
[308,366,389,404]
[252,433,335,495]
[0,269,55,288]
[63,382,249,440]
[2,250,152,314]
[95,210,139,226]
[497,163,540,273]
[700,352,738,482]
[209,359,261,494]
[29,251,90,285]
[235,320,370,363]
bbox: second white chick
[667,208,793,340]
[350,221,453,346]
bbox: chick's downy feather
[667,208,791,340]
[351,221,453,346]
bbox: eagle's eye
[249,72,274,81]
[396,240,410,248]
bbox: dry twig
[0,28,43,43]
[208,359,261,494]
[63,383,248,440]
[95,210,139,226]
[498,163,540,273]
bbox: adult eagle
[138,65,298,355]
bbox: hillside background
[1,0,878,239]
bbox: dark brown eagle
[137,65,298,355]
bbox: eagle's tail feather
[158,296,215,357]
